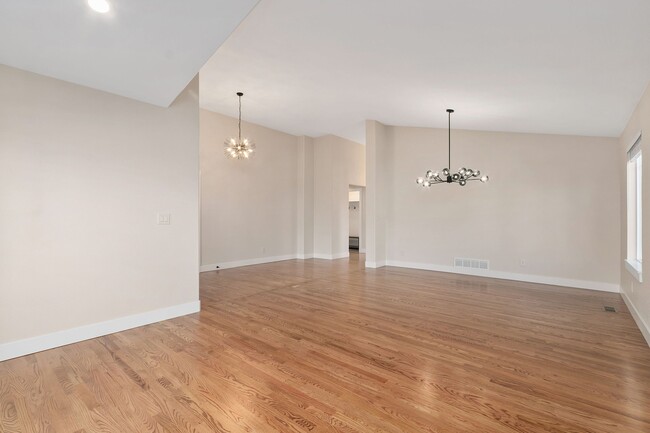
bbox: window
[626,133,643,282]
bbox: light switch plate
[157,213,171,225]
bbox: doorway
[348,186,365,256]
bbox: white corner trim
[313,252,350,260]
[200,254,297,272]
[0,301,200,362]
[626,130,642,153]
[621,291,650,347]
[624,259,643,282]
[359,248,366,253]
[365,260,386,269]
[385,260,620,293]
[200,252,352,271]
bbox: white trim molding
[200,252,352,272]
[624,259,643,282]
[621,291,650,347]
[626,130,643,153]
[200,254,297,272]
[0,301,200,362]
[385,260,620,293]
[365,260,386,269]
[313,252,350,260]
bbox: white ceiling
[200,0,650,143]
[0,0,258,107]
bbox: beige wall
[313,135,365,258]
[620,83,650,344]
[297,136,315,258]
[349,201,361,237]
[0,65,200,348]
[199,112,365,266]
[200,109,300,268]
[365,120,390,267]
[367,122,621,288]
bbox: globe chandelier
[225,92,255,159]
[416,109,488,187]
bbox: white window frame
[626,132,643,282]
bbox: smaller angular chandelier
[416,109,488,187]
[225,92,255,159]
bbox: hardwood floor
[1,255,649,432]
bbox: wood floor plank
[1,253,649,432]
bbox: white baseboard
[200,254,297,272]
[200,252,352,272]
[365,260,386,269]
[621,291,650,347]
[0,301,200,362]
[313,252,350,260]
[385,260,620,293]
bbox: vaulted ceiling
[3,0,649,142]
[200,0,650,143]
[0,0,258,106]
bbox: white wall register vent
[454,257,489,270]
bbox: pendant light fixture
[225,92,255,159]
[416,109,488,187]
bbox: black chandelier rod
[447,108,453,170]
[237,92,243,142]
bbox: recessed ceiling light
[88,0,110,13]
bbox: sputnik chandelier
[225,92,255,159]
[416,109,488,187]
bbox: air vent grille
[454,257,489,270]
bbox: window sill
[625,259,643,283]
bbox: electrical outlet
[261,246,266,253]
[520,258,526,267]
[157,213,171,225]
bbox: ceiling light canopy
[225,92,255,159]
[416,109,488,187]
[87,0,110,13]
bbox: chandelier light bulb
[415,109,488,188]
[224,92,256,160]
